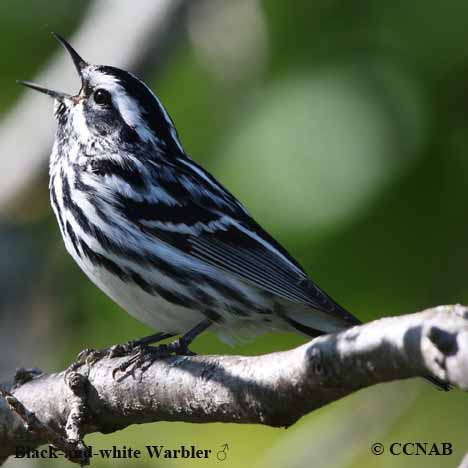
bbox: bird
[18,34,447,388]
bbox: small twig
[64,372,91,464]
[0,388,90,465]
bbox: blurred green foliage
[2,0,468,467]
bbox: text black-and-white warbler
[18,34,447,388]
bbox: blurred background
[1,0,468,467]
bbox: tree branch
[1,304,467,464]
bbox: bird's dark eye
[93,89,112,106]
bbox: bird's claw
[65,347,104,377]
[111,339,197,379]
[108,342,135,358]
[67,335,198,381]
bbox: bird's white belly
[61,224,283,342]
[73,251,206,334]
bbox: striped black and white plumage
[20,34,361,350]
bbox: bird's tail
[278,299,360,338]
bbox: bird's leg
[112,320,212,378]
[163,319,212,355]
[131,331,176,346]
[109,331,176,358]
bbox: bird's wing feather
[116,154,352,318]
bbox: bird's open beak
[16,80,69,100]
[17,33,87,101]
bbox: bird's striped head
[19,33,184,156]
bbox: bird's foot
[65,347,106,376]
[111,320,211,379]
[108,341,138,358]
[65,342,142,377]
[159,337,198,356]
[65,331,176,377]
[68,321,210,380]
[111,338,197,379]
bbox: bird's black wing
[117,154,357,323]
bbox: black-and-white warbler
[20,34,361,360]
